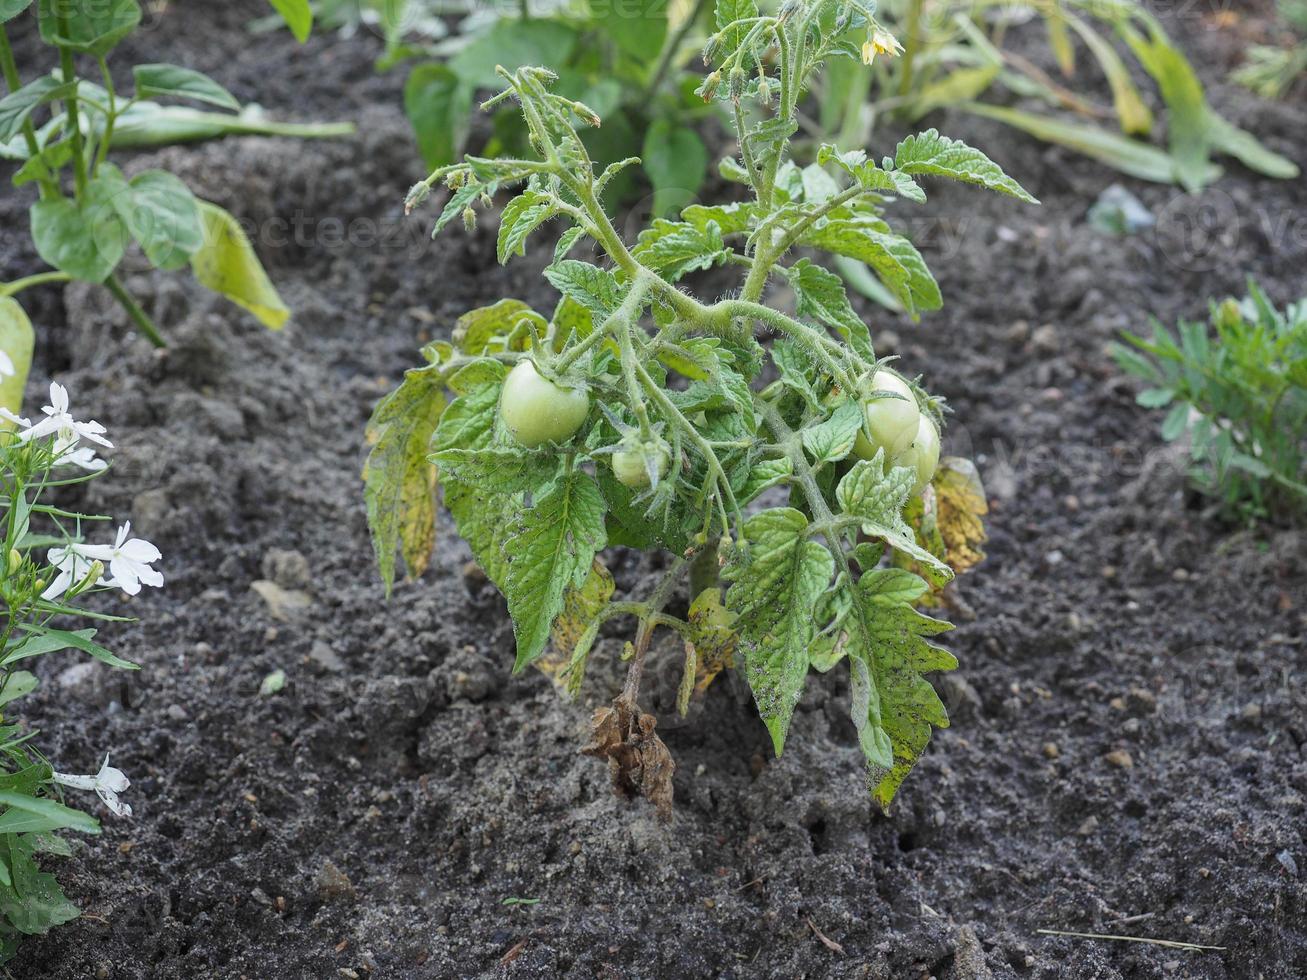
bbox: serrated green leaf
[801,398,864,464]
[497,191,558,264]
[837,457,954,586]
[801,218,941,320]
[543,260,624,321]
[738,456,793,506]
[723,508,834,755]
[452,299,545,355]
[839,567,956,808]
[632,219,728,281]
[788,257,873,361]
[892,129,1037,203]
[503,470,608,672]
[364,366,446,593]
[682,202,755,236]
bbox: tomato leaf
[836,456,954,586]
[891,129,1038,203]
[723,508,835,754]
[503,469,608,672]
[363,366,446,594]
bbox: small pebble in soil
[1078,817,1099,836]
[1105,749,1134,769]
[1042,742,1060,760]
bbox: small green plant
[367,0,1033,815]
[1113,282,1307,523]
[815,0,1298,191]
[1232,0,1307,100]
[398,1,719,210]
[0,346,162,960]
[0,0,336,346]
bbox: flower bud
[6,549,19,576]
[462,207,477,232]
[69,560,103,598]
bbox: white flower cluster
[2,380,164,821]
[1,382,111,472]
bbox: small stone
[1122,718,1141,736]
[166,704,190,723]
[1042,742,1060,760]
[1172,568,1190,582]
[1109,696,1126,711]
[1101,565,1117,579]
[1077,816,1099,836]
[1045,550,1064,566]
[251,580,313,621]
[262,549,311,590]
[1105,749,1134,769]
[462,561,488,588]
[251,887,273,906]
[315,861,356,902]
[309,641,346,673]
[1063,494,1080,511]
[1241,702,1262,722]
[569,841,582,856]
[1031,324,1058,353]
[1004,320,1030,343]
[96,964,111,980]
[1276,850,1298,877]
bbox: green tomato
[0,298,34,432]
[852,370,920,462]
[894,414,941,494]
[499,360,590,448]
[612,442,670,489]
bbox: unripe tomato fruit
[895,415,940,494]
[852,370,920,461]
[499,360,590,448]
[612,443,670,489]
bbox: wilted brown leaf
[583,698,675,822]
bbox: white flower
[52,755,133,818]
[0,350,13,378]
[44,522,163,600]
[0,382,112,464]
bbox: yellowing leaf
[933,457,988,573]
[191,201,289,330]
[537,558,614,691]
[683,587,738,712]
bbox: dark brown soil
[2,2,1304,978]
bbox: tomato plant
[366,0,1034,816]
[0,0,341,348]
